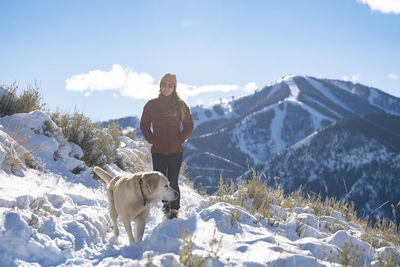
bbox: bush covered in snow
[51,112,120,167]
[0,109,149,181]
[114,136,150,173]
[51,111,149,170]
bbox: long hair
[159,89,188,121]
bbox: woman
[140,73,194,219]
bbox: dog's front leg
[122,218,135,246]
[134,208,150,242]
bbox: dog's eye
[164,185,168,188]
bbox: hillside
[264,113,400,222]
[1,110,399,266]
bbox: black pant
[152,153,183,210]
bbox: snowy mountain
[184,76,400,193]
[1,110,399,266]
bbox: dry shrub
[0,83,18,116]
[361,204,400,248]
[122,127,136,139]
[179,229,222,267]
[244,169,273,216]
[106,122,121,149]
[342,242,364,267]
[15,81,44,113]
[179,230,208,267]
[210,169,274,218]
[0,81,44,117]
[1,125,38,175]
[377,247,400,267]
[114,148,147,173]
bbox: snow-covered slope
[1,110,399,266]
[3,167,399,266]
[0,110,94,185]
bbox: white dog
[93,167,178,245]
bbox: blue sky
[1,0,399,121]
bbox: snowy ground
[0,111,399,266]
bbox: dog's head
[141,171,178,202]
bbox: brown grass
[2,123,39,175]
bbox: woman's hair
[159,89,188,121]
[159,73,188,121]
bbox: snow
[0,110,399,266]
[283,76,300,101]
[368,88,380,105]
[233,120,263,165]
[231,96,333,164]
[305,77,354,113]
[269,105,286,155]
[368,87,400,115]
[290,129,321,150]
[264,82,282,98]
[191,100,238,127]
[330,80,352,93]
[326,79,400,116]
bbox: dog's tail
[93,166,113,186]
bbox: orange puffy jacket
[140,95,194,154]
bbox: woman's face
[160,81,175,96]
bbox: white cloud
[66,64,158,99]
[388,73,398,79]
[178,84,239,98]
[66,64,127,91]
[357,0,400,14]
[66,64,239,100]
[243,82,258,92]
[342,74,360,82]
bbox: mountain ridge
[184,75,400,189]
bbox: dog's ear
[144,173,161,196]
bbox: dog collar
[138,178,147,206]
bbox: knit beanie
[160,73,177,88]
